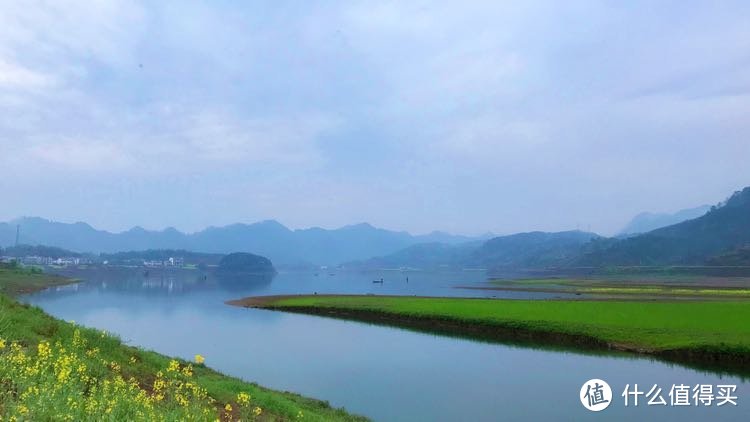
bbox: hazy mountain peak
[342,222,376,230]
[579,186,750,266]
[0,216,485,266]
[255,219,286,227]
[619,205,711,235]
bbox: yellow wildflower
[195,354,205,364]
[225,403,233,413]
[37,341,52,359]
[297,410,304,419]
[167,359,180,372]
[237,392,251,406]
[0,337,6,349]
[253,406,262,417]
[176,393,189,407]
[182,364,193,377]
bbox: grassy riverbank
[230,294,750,372]
[0,268,365,421]
[0,266,77,295]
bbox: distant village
[0,253,190,269]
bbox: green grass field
[486,277,750,298]
[247,295,750,354]
[0,269,365,421]
[0,266,75,295]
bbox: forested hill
[346,231,599,270]
[577,187,750,266]
[470,230,600,269]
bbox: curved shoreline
[228,294,750,377]
[4,271,366,421]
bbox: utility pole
[15,225,19,247]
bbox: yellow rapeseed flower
[37,341,52,359]
[194,354,205,364]
[167,359,180,372]
[253,406,262,417]
[181,364,193,377]
[225,403,232,413]
[237,392,251,406]
[0,337,6,349]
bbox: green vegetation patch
[261,295,750,352]
[0,266,74,296]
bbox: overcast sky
[1,1,749,236]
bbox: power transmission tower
[15,225,19,247]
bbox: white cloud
[180,111,336,166]
[26,138,134,171]
[1,1,749,234]
[0,59,57,89]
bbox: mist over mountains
[350,186,750,270]
[576,187,750,266]
[0,218,486,266]
[3,186,750,270]
[618,205,711,235]
[349,231,600,271]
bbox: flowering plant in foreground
[0,331,262,421]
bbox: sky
[1,1,749,236]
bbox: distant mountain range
[346,230,600,271]
[576,187,750,266]
[4,185,750,270]
[352,186,750,270]
[618,205,711,235]
[0,218,487,266]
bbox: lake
[23,268,748,421]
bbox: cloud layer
[2,1,749,235]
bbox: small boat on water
[372,278,384,284]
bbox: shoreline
[228,294,750,376]
[1,270,366,421]
[0,268,81,297]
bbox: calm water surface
[23,268,749,421]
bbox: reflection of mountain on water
[33,267,276,298]
[214,271,275,292]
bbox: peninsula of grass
[0,268,365,421]
[0,265,77,295]
[229,294,750,373]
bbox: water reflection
[36,267,276,298]
[23,268,750,422]
[215,272,275,293]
